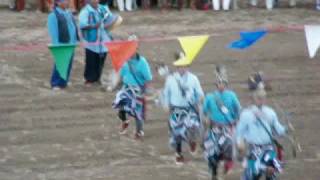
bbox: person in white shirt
[162,52,204,165]
[236,85,286,180]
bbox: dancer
[202,65,241,179]
[162,52,204,164]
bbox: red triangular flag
[105,41,138,72]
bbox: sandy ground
[1,6,320,180]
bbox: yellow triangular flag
[178,35,209,64]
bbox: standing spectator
[117,0,132,11]
[188,0,196,9]
[177,0,183,10]
[8,0,15,10]
[38,0,53,12]
[194,0,210,10]
[47,0,79,90]
[289,0,296,7]
[142,0,150,9]
[79,0,120,86]
[13,0,25,11]
[249,0,274,10]
[232,0,238,9]
[158,0,169,9]
[212,0,231,10]
[117,0,134,11]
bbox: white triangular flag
[305,25,320,58]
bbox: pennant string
[1,24,309,53]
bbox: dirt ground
[1,6,320,180]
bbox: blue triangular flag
[228,30,268,49]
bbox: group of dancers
[111,50,287,180]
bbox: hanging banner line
[0,25,306,52]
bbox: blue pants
[50,54,74,88]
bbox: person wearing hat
[112,35,152,140]
[162,52,204,165]
[47,0,79,90]
[202,65,241,179]
[79,0,122,87]
[236,85,286,180]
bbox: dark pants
[208,155,219,178]
[84,49,107,83]
[117,99,145,133]
[176,141,182,154]
[50,54,74,88]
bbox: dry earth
[0,6,320,180]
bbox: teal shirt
[120,55,152,86]
[236,105,286,145]
[79,4,115,53]
[203,90,241,125]
[47,7,78,44]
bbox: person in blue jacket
[47,0,79,90]
[79,0,120,86]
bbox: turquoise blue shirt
[203,90,241,125]
[47,7,78,44]
[78,4,114,53]
[120,55,152,86]
[236,105,286,145]
[163,71,204,107]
